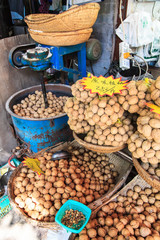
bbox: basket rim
[25,14,55,22]
[90,174,151,217]
[73,131,126,153]
[25,3,100,24]
[132,157,160,190]
[29,28,93,36]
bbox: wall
[0,34,40,155]
[87,0,117,77]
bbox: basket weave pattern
[73,132,126,153]
[28,28,93,46]
[25,3,100,32]
[133,157,160,190]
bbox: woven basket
[28,28,92,46]
[73,132,126,153]
[133,157,160,191]
[69,175,149,240]
[25,3,100,32]
[8,140,132,229]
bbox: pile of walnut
[117,79,152,114]
[76,185,160,240]
[64,80,136,146]
[84,116,134,147]
[14,147,118,221]
[127,77,160,179]
[128,131,160,180]
[13,90,68,118]
[137,109,160,144]
[141,162,160,180]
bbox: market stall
[0,2,159,240]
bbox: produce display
[13,147,118,221]
[124,77,160,181]
[117,79,152,114]
[137,109,160,143]
[10,75,160,235]
[13,90,68,118]
[84,116,134,147]
[128,130,159,162]
[75,185,160,240]
[64,98,90,134]
[64,77,160,180]
[64,80,136,147]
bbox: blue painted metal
[11,114,70,153]
[6,84,73,153]
[13,43,87,78]
[21,55,51,71]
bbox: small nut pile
[128,131,160,165]
[13,90,68,119]
[64,98,91,134]
[117,80,152,114]
[61,209,85,229]
[137,109,160,143]
[76,185,160,240]
[65,80,125,146]
[71,80,96,103]
[84,116,134,147]
[150,77,160,106]
[85,96,124,127]
[13,147,118,222]
[141,162,160,180]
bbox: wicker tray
[133,157,160,191]
[69,175,150,240]
[73,132,126,153]
[25,3,100,32]
[8,141,132,229]
[28,28,92,46]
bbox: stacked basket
[25,3,100,46]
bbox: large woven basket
[73,132,126,153]
[25,3,100,32]
[8,140,132,229]
[28,28,92,46]
[133,157,160,191]
[69,175,150,240]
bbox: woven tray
[133,157,160,191]
[8,141,132,229]
[25,3,100,32]
[73,132,126,153]
[28,28,92,46]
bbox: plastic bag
[116,11,154,47]
[151,19,160,56]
